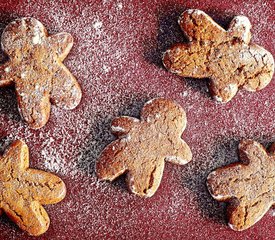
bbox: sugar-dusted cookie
[207,140,275,231]
[0,17,82,129]
[96,98,192,197]
[163,9,274,103]
[0,140,66,236]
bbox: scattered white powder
[155,113,161,119]
[0,0,273,239]
[32,23,43,45]
[212,194,225,200]
[181,91,188,97]
[20,72,27,79]
[102,64,110,73]
[213,95,223,102]
[111,125,125,132]
[117,2,123,10]
[224,83,238,92]
[32,33,41,44]
[165,156,187,164]
[4,67,10,73]
[93,20,103,30]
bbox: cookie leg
[127,160,165,197]
[209,80,239,103]
[228,199,272,231]
[50,65,82,110]
[3,200,50,236]
[243,71,274,92]
[16,87,51,129]
[242,46,274,92]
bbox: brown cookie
[0,17,82,129]
[0,140,66,236]
[96,98,192,197]
[163,9,274,103]
[207,140,275,231]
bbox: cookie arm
[24,169,66,205]
[111,116,138,137]
[48,32,73,62]
[50,65,82,110]
[96,141,128,181]
[207,166,242,201]
[165,140,192,165]
[179,9,226,42]
[228,16,251,44]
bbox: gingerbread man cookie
[96,98,192,197]
[163,9,274,103]
[0,140,66,236]
[0,17,82,129]
[207,140,275,231]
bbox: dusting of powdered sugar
[0,0,273,240]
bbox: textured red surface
[0,0,274,239]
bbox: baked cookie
[207,140,275,231]
[96,98,192,197]
[0,17,82,129]
[0,140,66,236]
[163,9,274,103]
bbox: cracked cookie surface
[96,98,192,197]
[163,9,274,103]
[0,140,66,236]
[207,140,275,231]
[0,17,82,129]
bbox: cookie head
[141,98,187,132]
[1,18,47,59]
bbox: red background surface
[0,0,274,239]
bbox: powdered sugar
[0,0,273,239]
[93,20,103,31]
